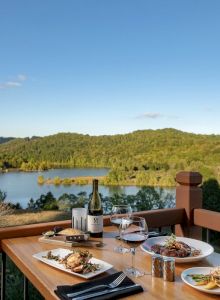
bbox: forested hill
[0,129,220,185]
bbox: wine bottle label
[87,215,103,233]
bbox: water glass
[72,208,87,231]
[110,204,132,253]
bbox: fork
[67,272,126,298]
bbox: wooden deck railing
[0,208,185,252]
[1,171,220,250]
[194,209,220,232]
[175,171,220,241]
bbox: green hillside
[0,128,220,186]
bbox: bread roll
[58,228,83,236]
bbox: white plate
[141,236,214,263]
[33,248,113,279]
[181,267,220,294]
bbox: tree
[202,179,220,212]
[201,178,220,244]
[37,175,45,185]
[34,192,58,210]
[58,193,78,211]
[0,190,7,202]
[135,187,159,211]
[53,176,61,185]
[27,198,36,210]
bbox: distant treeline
[0,187,175,213]
[27,187,175,213]
[0,128,220,186]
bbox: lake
[0,168,175,208]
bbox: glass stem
[118,226,121,239]
[131,248,136,270]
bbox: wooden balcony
[1,171,219,243]
[0,171,220,300]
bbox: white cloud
[5,81,22,87]
[0,74,27,89]
[135,112,179,120]
[136,112,163,119]
[17,74,27,81]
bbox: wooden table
[1,227,220,300]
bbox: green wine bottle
[87,179,103,237]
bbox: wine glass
[120,216,148,277]
[110,205,132,253]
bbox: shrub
[0,190,7,202]
[0,202,14,216]
[202,179,220,212]
[201,178,220,245]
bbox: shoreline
[1,167,177,188]
[38,175,176,188]
[0,166,110,174]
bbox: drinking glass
[72,208,87,231]
[110,205,132,253]
[120,216,148,277]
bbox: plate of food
[33,248,113,279]
[181,267,220,294]
[141,234,214,263]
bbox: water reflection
[0,168,175,208]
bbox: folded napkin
[55,272,143,300]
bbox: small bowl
[42,231,55,237]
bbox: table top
[2,227,220,300]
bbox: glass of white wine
[120,216,148,277]
[110,204,132,253]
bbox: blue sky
[1,0,220,137]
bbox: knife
[43,235,104,248]
[115,231,167,239]
[70,241,105,248]
[148,231,168,237]
[70,284,141,300]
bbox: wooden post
[175,171,202,240]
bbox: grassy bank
[37,169,177,187]
[38,175,105,185]
[0,210,71,227]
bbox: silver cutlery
[70,240,105,248]
[67,272,126,298]
[71,284,141,300]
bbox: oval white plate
[141,236,214,263]
[33,248,113,279]
[181,267,220,294]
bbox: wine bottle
[87,179,103,237]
